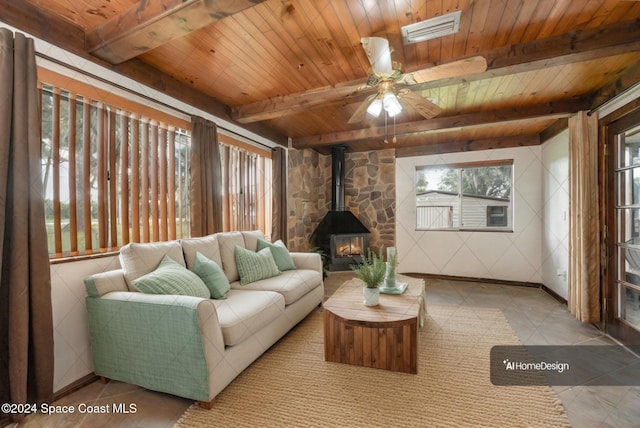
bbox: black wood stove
[311,145,370,271]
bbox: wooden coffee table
[323,274,426,374]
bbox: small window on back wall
[486,206,508,227]
[415,160,513,231]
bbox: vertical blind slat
[68,95,78,254]
[150,121,159,241]
[159,126,168,241]
[52,88,62,256]
[140,118,150,242]
[108,109,118,249]
[82,100,92,253]
[119,112,130,244]
[97,104,107,250]
[131,115,140,243]
[168,127,176,239]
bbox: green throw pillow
[256,238,296,271]
[193,251,231,299]
[133,255,210,299]
[235,246,280,285]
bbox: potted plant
[351,248,386,306]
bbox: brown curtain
[190,116,222,236]
[0,28,54,422]
[568,111,601,323]
[271,147,287,243]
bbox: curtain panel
[271,147,287,243]
[0,28,54,421]
[568,111,601,323]
[190,117,223,236]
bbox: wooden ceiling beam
[292,99,590,149]
[87,0,267,64]
[232,18,640,124]
[0,0,86,51]
[394,135,541,158]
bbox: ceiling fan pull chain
[393,115,397,144]
[384,109,389,144]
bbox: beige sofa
[84,230,324,407]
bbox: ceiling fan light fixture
[402,10,462,45]
[383,92,402,117]
[367,98,383,117]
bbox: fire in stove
[334,235,364,258]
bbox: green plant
[309,247,330,278]
[351,248,386,288]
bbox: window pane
[415,162,512,231]
[617,124,640,169]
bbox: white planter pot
[363,287,380,306]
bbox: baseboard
[53,373,100,402]
[403,272,568,305]
[540,284,568,305]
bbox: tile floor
[12,272,640,428]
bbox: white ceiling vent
[402,10,462,45]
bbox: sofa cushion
[216,232,246,282]
[230,269,321,305]
[132,255,210,299]
[257,238,296,271]
[212,289,285,346]
[241,230,265,251]
[119,241,185,289]
[193,252,230,299]
[181,234,222,270]
[235,246,280,285]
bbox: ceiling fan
[348,37,487,124]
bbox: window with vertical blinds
[219,136,272,239]
[40,83,191,258]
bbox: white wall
[51,256,120,392]
[540,130,570,299]
[396,146,543,283]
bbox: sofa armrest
[84,269,129,297]
[290,252,322,274]
[86,292,224,402]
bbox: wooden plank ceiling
[4,0,640,154]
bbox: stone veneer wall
[286,148,329,251]
[287,147,395,253]
[343,149,396,251]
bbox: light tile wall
[50,256,120,392]
[396,146,543,283]
[540,130,570,299]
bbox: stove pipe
[331,145,346,211]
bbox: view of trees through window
[415,161,513,231]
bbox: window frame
[486,205,508,227]
[415,159,514,232]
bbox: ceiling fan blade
[411,56,487,84]
[397,89,443,119]
[361,37,393,75]
[348,94,378,124]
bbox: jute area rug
[174,305,569,428]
